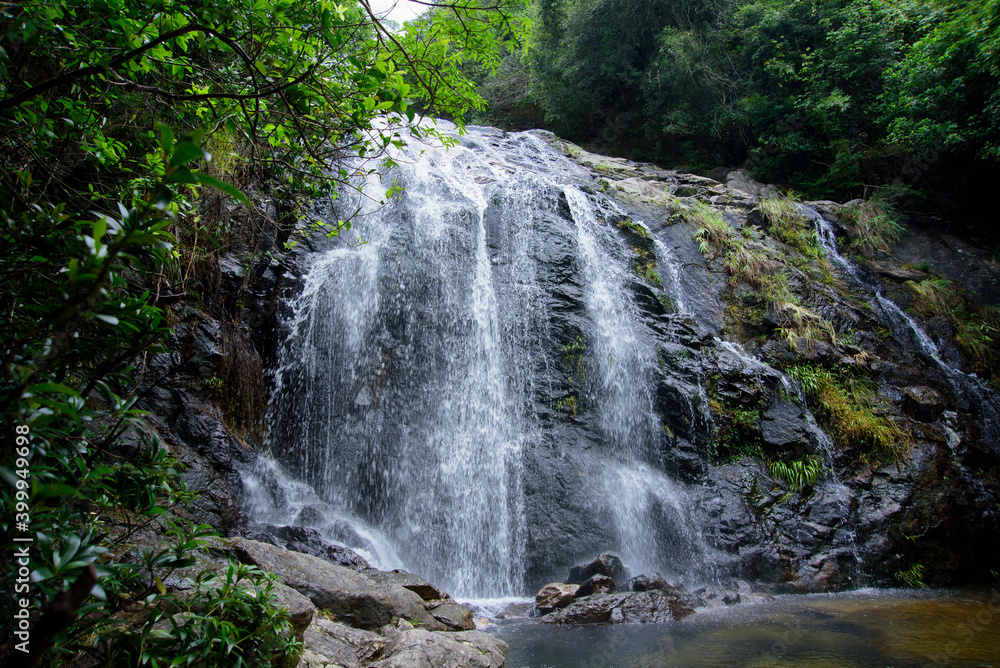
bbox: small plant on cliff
[787,364,908,462]
[760,196,827,263]
[555,395,579,416]
[563,337,587,385]
[631,246,662,287]
[685,201,780,294]
[769,456,823,490]
[906,277,1000,377]
[895,563,928,589]
[839,190,906,259]
[775,303,838,349]
[617,217,650,238]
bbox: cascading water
[250,124,716,597]
[803,205,1000,452]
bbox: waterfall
[247,124,717,597]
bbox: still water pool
[489,589,1000,667]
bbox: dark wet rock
[567,553,628,586]
[760,399,810,450]
[245,523,370,570]
[542,590,694,624]
[575,574,616,597]
[612,590,695,623]
[902,385,946,423]
[626,572,668,592]
[788,549,858,593]
[535,582,579,613]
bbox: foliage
[838,189,906,258]
[563,336,586,386]
[881,0,1000,160]
[760,196,826,263]
[555,395,579,416]
[101,561,299,668]
[683,200,781,295]
[617,217,650,238]
[1,0,524,662]
[0,129,237,663]
[895,562,928,588]
[769,456,823,490]
[787,363,908,462]
[775,303,837,349]
[477,0,1000,212]
[709,400,763,463]
[631,246,661,287]
[906,277,1000,378]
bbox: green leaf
[157,123,175,155]
[169,142,207,168]
[166,167,199,185]
[194,173,250,205]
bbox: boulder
[224,538,445,631]
[626,572,668,592]
[364,569,445,601]
[760,399,809,449]
[272,581,316,640]
[725,170,761,197]
[299,618,385,667]
[370,629,508,668]
[542,593,628,624]
[610,590,695,623]
[428,602,476,631]
[567,553,628,586]
[543,591,694,624]
[246,523,370,570]
[535,582,580,613]
[575,574,616,598]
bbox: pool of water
[489,589,1000,667]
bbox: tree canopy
[0,0,524,663]
[473,0,1000,213]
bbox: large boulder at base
[567,553,628,586]
[542,591,695,624]
[298,618,386,667]
[223,537,445,631]
[363,569,446,601]
[370,628,508,668]
[271,581,316,641]
[612,590,695,623]
[575,574,616,598]
[535,582,580,613]
[626,572,668,592]
[427,602,476,631]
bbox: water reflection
[493,589,1000,667]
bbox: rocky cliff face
[140,123,1000,625]
[549,134,1000,591]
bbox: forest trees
[481,0,1000,210]
[0,0,523,664]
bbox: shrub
[787,364,908,462]
[769,456,823,490]
[840,191,906,258]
